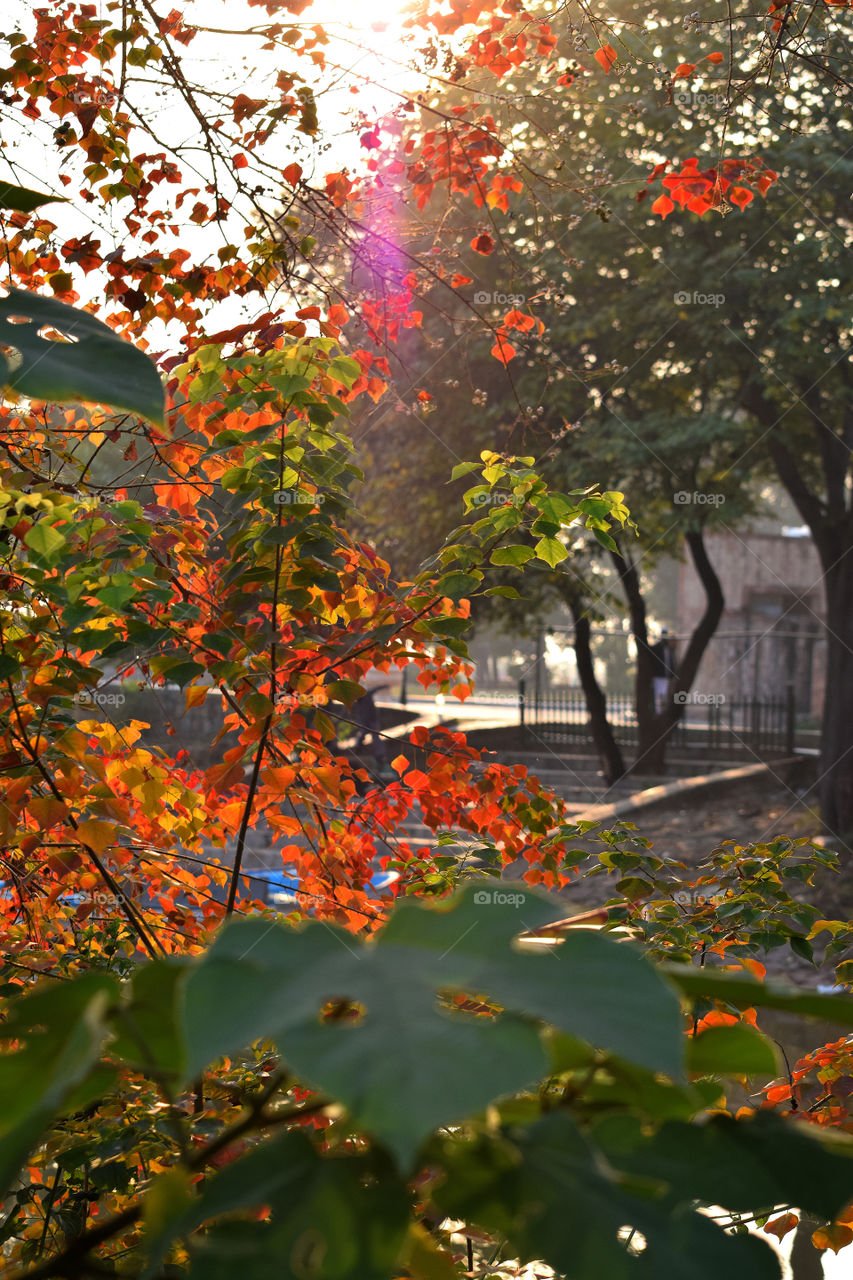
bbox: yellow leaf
[185,683,210,710]
[75,819,117,855]
[812,1223,853,1253]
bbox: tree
[2,1,853,1275]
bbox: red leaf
[490,336,517,364]
[233,153,249,170]
[764,1213,799,1242]
[282,162,302,186]
[729,186,754,209]
[706,51,725,63]
[471,233,494,255]
[594,44,617,73]
[295,305,321,319]
[651,194,675,218]
[674,63,696,79]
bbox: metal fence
[518,681,797,757]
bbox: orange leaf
[594,44,617,73]
[391,754,409,774]
[651,194,675,218]
[233,153,249,170]
[706,51,725,63]
[282,162,302,185]
[490,337,517,364]
[764,1213,799,1241]
[674,62,696,78]
[812,1224,853,1253]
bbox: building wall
[675,531,826,716]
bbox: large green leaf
[0,975,116,1197]
[432,1112,781,1280]
[183,887,685,1164]
[594,1111,853,1222]
[143,1130,409,1280]
[664,962,853,1025]
[0,290,165,425]
[378,889,685,1079]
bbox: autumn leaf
[764,1213,799,1241]
[471,233,494,255]
[490,336,517,364]
[812,1223,853,1253]
[594,44,617,73]
[729,186,755,209]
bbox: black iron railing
[518,681,796,757]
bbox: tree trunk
[611,530,724,775]
[789,1214,824,1280]
[819,562,853,840]
[570,607,626,785]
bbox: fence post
[519,678,526,733]
[400,665,408,707]
[785,682,796,755]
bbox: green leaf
[110,960,189,1081]
[325,679,365,706]
[184,887,684,1165]
[0,290,165,426]
[664,963,853,1026]
[23,521,66,559]
[142,1131,409,1280]
[490,544,535,567]
[0,653,22,680]
[0,182,66,213]
[533,536,568,568]
[0,976,115,1197]
[450,461,479,480]
[433,1113,781,1280]
[595,1111,853,1223]
[686,1024,779,1078]
[434,571,482,600]
[379,888,685,1080]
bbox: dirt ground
[623,774,825,866]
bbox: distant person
[649,628,676,714]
